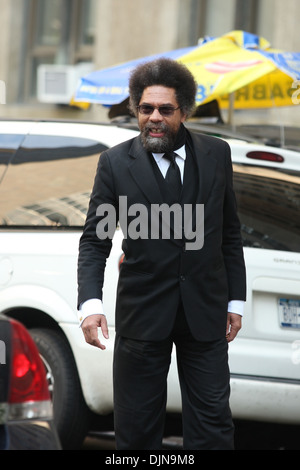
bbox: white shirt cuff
[78,298,104,326]
[228,300,244,316]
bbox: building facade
[0,0,299,124]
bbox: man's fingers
[226,312,242,343]
[100,315,109,339]
[82,314,109,349]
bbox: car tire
[30,328,91,449]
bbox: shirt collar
[152,144,186,163]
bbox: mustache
[144,122,168,132]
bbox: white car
[0,119,299,448]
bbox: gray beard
[140,124,177,152]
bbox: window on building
[234,0,259,34]
[78,0,96,47]
[24,0,96,101]
[192,0,259,40]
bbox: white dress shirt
[78,145,244,325]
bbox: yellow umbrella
[178,30,300,111]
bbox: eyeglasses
[136,104,180,117]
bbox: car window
[233,163,300,253]
[0,133,26,180]
[0,134,107,227]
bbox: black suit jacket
[77,129,246,342]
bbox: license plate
[279,298,300,328]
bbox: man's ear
[180,112,187,123]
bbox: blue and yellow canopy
[73,30,300,110]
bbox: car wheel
[30,328,91,449]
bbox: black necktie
[164,152,182,198]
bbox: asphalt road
[82,419,300,450]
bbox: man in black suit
[77,58,246,450]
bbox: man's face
[137,86,187,152]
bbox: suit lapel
[128,136,164,205]
[188,131,217,204]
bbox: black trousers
[113,307,234,450]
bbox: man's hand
[226,312,242,343]
[81,314,109,350]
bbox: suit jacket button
[180,275,186,281]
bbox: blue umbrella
[74,46,198,105]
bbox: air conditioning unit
[37,63,93,104]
